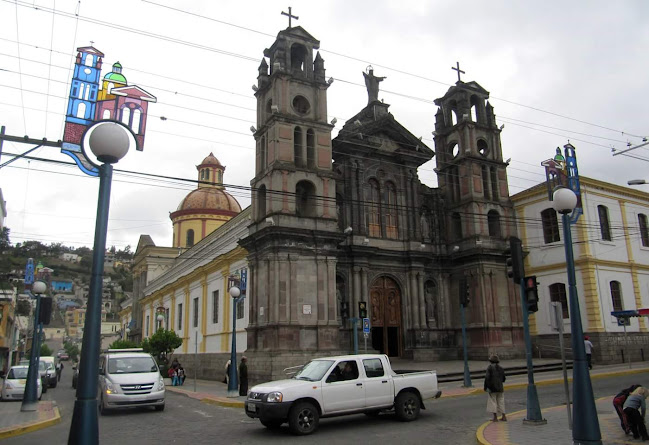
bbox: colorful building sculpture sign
[61,46,156,176]
[541,143,583,224]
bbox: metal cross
[90,40,94,46]
[281,7,299,28]
[452,61,465,82]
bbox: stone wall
[533,332,649,365]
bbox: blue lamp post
[227,285,241,397]
[68,121,132,445]
[552,186,602,444]
[21,280,46,412]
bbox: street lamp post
[552,186,602,445]
[227,286,241,397]
[68,122,131,445]
[21,280,46,412]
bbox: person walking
[56,361,64,382]
[584,335,594,369]
[177,366,185,386]
[623,386,649,440]
[614,384,641,434]
[484,354,507,422]
[224,359,231,384]
[239,356,248,396]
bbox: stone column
[410,272,419,329]
[353,266,361,318]
[418,272,426,328]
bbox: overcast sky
[1,0,648,251]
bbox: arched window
[477,139,488,157]
[84,84,91,101]
[639,214,649,247]
[336,193,344,231]
[610,281,623,311]
[368,179,381,237]
[452,212,462,240]
[107,82,115,94]
[290,43,307,74]
[470,95,481,123]
[186,229,195,248]
[295,181,316,217]
[102,109,111,119]
[449,100,458,126]
[260,135,267,171]
[385,182,398,239]
[541,208,560,244]
[490,167,499,200]
[121,107,131,126]
[481,166,490,199]
[549,283,569,319]
[132,108,142,134]
[598,205,612,241]
[306,129,315,168]
[85,54,93,67]
[294,126,304,167]
[257,185,267,219]
[487,210,501,237]
[76,102,87,119]
[78,83,84,99]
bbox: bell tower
[240,18,343,381]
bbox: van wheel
[395,391,420,421]
[288,402,319,435]
[155,403,165,412]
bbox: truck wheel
[395,391,420,421]
[288,402,319,435]
[260,419,283,429]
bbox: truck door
[362,358,393,407]
[321,360,365,413]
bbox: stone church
[239,22,525,380]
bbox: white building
[512,177,649,363]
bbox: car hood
[250,379,318,393]
[106,372,160,385]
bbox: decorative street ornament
[542,143,582,224]
[61,46,156,177]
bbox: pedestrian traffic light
[39,297,53,325]
[340,301,349,319]
[358,301,367,319]
[459,277,470,307]
[524,276,539,313]
[506,236,525,283]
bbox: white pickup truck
[244,354,441,435]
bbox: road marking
[193,409,212,418]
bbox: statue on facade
[425,281,438,327]
[363,66,386,104]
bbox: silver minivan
[97,349,165,414]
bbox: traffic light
[39,297,53,325]
[358,301,368,319]
[506,236,525,283]
[459,277,470,307]
[524,276,539,313]
[340,301,349,319]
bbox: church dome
[176,188,241,213]
[199,153,223,168]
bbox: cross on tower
[281,7,299,28]
[452,61,465,83]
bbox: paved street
[4,370,646,444]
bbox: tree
[40,343,53,356]
[0,227,10,252]
[15,300,31,316]
[141,329,183,364]
[63,341,80,362]
[109,339,138,349]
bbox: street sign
[362,318,370,334]
[617,318,631,326]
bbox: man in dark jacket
[239,357,248,396]
[484,354,507,422]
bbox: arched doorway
[370,276,402,357]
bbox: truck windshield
[108,356,158,374]
[293,360,334,381]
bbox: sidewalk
[0,400,60,440]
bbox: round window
[292,95,310,115]
[449,142,460,158]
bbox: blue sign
[240,268,247,293]
[362,318,370,333]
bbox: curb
[502,367,649,392]
[475,408,527,445]
[0,405,61,440]
[201,398,245,408]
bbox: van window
[326,360,359,382]
[108,356,157,374]
[363,358,385,378]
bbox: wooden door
[370,277,402,357]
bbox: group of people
[614,384,649,440]
[223,357,248,396]
[167,358,185,386]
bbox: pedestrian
[623,386,649,440]
[239,356,248,396]
[614,384,641,434]
[56,361,64,382]
[484,354,507,422]
[171,357,180,369]
[177,366,185,386]
[224,359,231,384]
[584,335,594,369]
[168,365,178,386]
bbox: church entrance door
[370,276,402,357]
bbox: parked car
[245,354,441,435]
[1,365,42,401]
[19,359,51,394]
[97,348,165,414]
[40,356,58,388]
[57,349,70,361]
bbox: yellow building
[170,153,242,249]
[0,287,17,370]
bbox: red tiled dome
[176,188,241,213]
